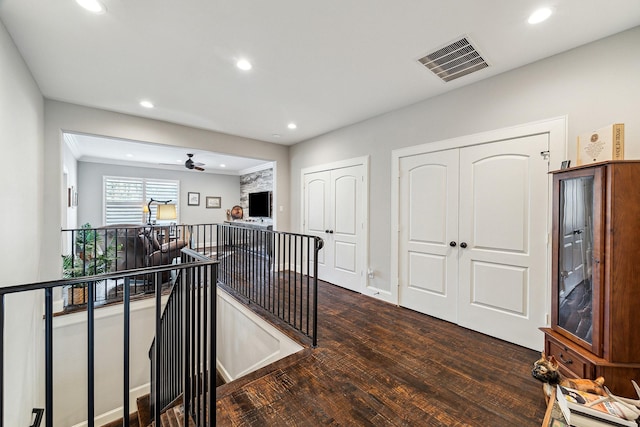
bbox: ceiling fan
[184,153,205,171]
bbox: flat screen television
[248,191,272,217]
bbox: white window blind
[104,176,179,225]
[146,179,180,225]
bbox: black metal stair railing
[0,254,217,427]
[149,248,216,427]
[215,224,324,347]
[61,224,195,307]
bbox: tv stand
[224,220,272,231]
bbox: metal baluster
[208,264,216,427]
[88,280,95,427]
[0,292,4,427]
[154,272,161,425]
[123,277,130,427]
[313,237,321,347]
[183,263,191,422]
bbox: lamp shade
[156,204,177,220]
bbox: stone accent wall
[240,168,273,217]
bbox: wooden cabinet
[542,161,640,398]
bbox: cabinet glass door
[557,176,594,344]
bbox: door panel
[471,261,527,315]
[458,134,549,348]
[334,175,357,235]
[409,164,448,243]
[334,242,356,273]
[399,150,459,322]
[408,252,446,294]
[472,155,528,252]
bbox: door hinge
[540,151,550,160]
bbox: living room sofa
[98,224,188,275]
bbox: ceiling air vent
[418,36,489,82]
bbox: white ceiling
[2,0,640,148]
[64,132,271,174]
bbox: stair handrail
[149,247,217,426]
[0,259,215,427]
[215,224,324,347]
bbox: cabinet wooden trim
[542,328,640,397]
[546,161,640,398]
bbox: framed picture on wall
[206,196,221,209]
[188,192,200,206]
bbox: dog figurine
[531,352,606,402]
[532,353,640,421]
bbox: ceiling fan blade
[194,162,205,166]
[194,166,205,171]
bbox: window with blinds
[104,176,180,225]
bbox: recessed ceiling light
[220,164,226,168]
[140,100,154,108]
[272,134,281,138]
[76,0,107,14]
[528,7,552,24]
[236,59,252,71]
[287,123,297,130]
[126,153,134,158]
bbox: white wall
[77,161,241,226]
[52,299,161,426]
[290,26,640,296]
[217,289,302,382]
[63,140,79,232]
[0,19,45,427]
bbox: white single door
[304,171,331,276]
[457,134,549,349]
[398,150,459,322]
[329,165,363,291]
[304,166,363,292]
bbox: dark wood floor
[216,281,548,426]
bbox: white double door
[304,165,364,292]
[398,134,549,349]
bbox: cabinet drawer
[547,339,593,379]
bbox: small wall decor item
[206,196,221,209]
[560,160,571,169]
[230,205,243,219]
[71,186,78,207]
[188,192,200,206]
[577,123,624,166]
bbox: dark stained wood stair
[100,393,196,427]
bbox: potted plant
[62,223,120,306]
